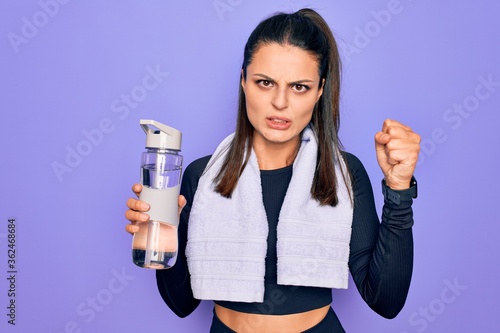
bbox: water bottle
[132,119,183,269]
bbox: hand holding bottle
[124,184,187,235]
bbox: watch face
[410,177,418,199]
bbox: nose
[271,87,288,110]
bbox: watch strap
[382,176,418,205]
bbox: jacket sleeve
[155,156,211,317]
[345,152,414,319]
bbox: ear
[316,78,325,102]
[240,69,246,92]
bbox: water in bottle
[132,120,183,269]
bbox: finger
[386,127,419,143]
[178,195,187,216]
[382,137,420,171]
[382,119,412,133]
[384,135,420,159]
[384,147,399,165]
[132,183,142,198]
[385,147,419,166]
[126,197,150,212]
[384,136,421,152]
[375,132,391,168]
[375,132,392,176]
[380,129,421,152]
[125,209,150,223]
[125,223,140,235]
[375,131,391,147]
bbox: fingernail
[141,214,149,222]
[141,203,150,211]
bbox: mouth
[267,116,290,123]
[266,116,292,129]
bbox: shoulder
[183,155,212,186]
[340,151,374,194]
[185,155,212,177]
[340,151,365,175]
[181,155,212,202]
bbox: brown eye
[292,84,309,93]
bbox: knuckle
[386,126,398,136]
[410,151,420,161]
[385,139,396,149]
[414,133,422,143]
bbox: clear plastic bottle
[132,120,183,269]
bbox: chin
[263,133,296,145]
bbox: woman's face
[242,43,324,152]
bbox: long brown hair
[213,8,350,206]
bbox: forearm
[359,199,414,318]
[154,157,210,318]
[346,152,414,319]
[156,253,200,318]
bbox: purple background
[1,0,499,332]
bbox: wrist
[384,177,413,190]
[382,176,418,205]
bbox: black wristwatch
[381,176,418,205]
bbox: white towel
[186,128,353,303]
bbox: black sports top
[156,152,414,323]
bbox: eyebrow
[252,73,316,84]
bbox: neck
[253,138,300,170]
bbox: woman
[125,8,420,333]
